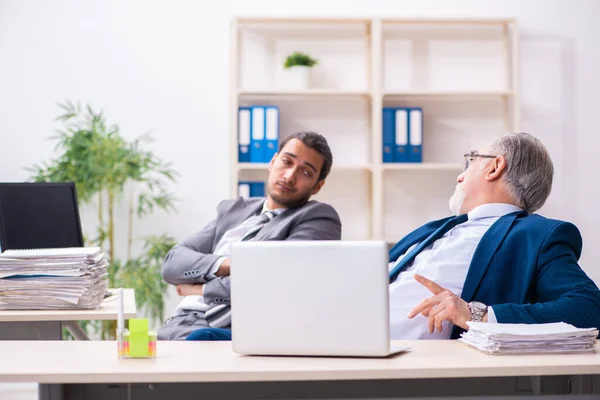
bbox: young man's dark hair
[278,131,333,182]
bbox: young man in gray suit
[158,131,342,340]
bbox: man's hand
[216,258,231,277]
[176,283,204,296]
[407,274,485,333]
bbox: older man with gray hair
[387,132,600,340]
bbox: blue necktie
[389,213,468,283]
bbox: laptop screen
[0,182,84,251]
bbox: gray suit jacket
[161,196,341,330]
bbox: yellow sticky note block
[128,318,149,358]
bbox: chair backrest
[0,182,84,251]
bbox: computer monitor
[0,182,84,251]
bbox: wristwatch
[468,301,487,322]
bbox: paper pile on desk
[0,247,108,310]
[460,321,598,355]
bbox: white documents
[460,321,598,355]
[0,247,108,310]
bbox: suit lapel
[228,198,263,230]
[388,218,451,263]
[252,214,276,241]
[460,211,524,302]
[252,208,292,241]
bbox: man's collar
[467,203,523,221]
[261,200,287,214]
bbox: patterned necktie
[389,213,469,283]
[240,210,278,241]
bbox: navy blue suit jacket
[388,211,600,339]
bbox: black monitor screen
[0,182,84,251]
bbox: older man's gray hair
[489,132,554,214]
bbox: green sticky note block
[129,318,149,357]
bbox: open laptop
[230,240,409,357]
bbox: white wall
[1,0,599,320]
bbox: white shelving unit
[229,17,519,242]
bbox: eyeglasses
[463,151,497,171]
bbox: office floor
[0,383,37,400]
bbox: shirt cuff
[486,306,497,323]
[206,256,227,280]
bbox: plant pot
[283,65,311,90]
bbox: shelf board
[238,89,370,97]
[332,165,373,171]
[382,163,462,171]
[237,163,372,171]
[236,17,372,24]
[235,16,514,26]
[237,163,269,171]
[383,90,512,98]
[238,163,457,171]
[381,18,515,26]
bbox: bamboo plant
[28,101,178,339]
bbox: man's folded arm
[203,276,231,305]
[161,217,223,285]
[491,222,600,330]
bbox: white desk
[1,340,599,399]
[0,288,137,340]
[0,288,137,323]
[0,288,137,400]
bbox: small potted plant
[283,51,318,89]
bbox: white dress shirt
[388,203,522,340]
[207,201,286,278]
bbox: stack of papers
[460,321,598,355]
[0,247,108,310]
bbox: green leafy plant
[283,51,318,68]
[28,101,178,339]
